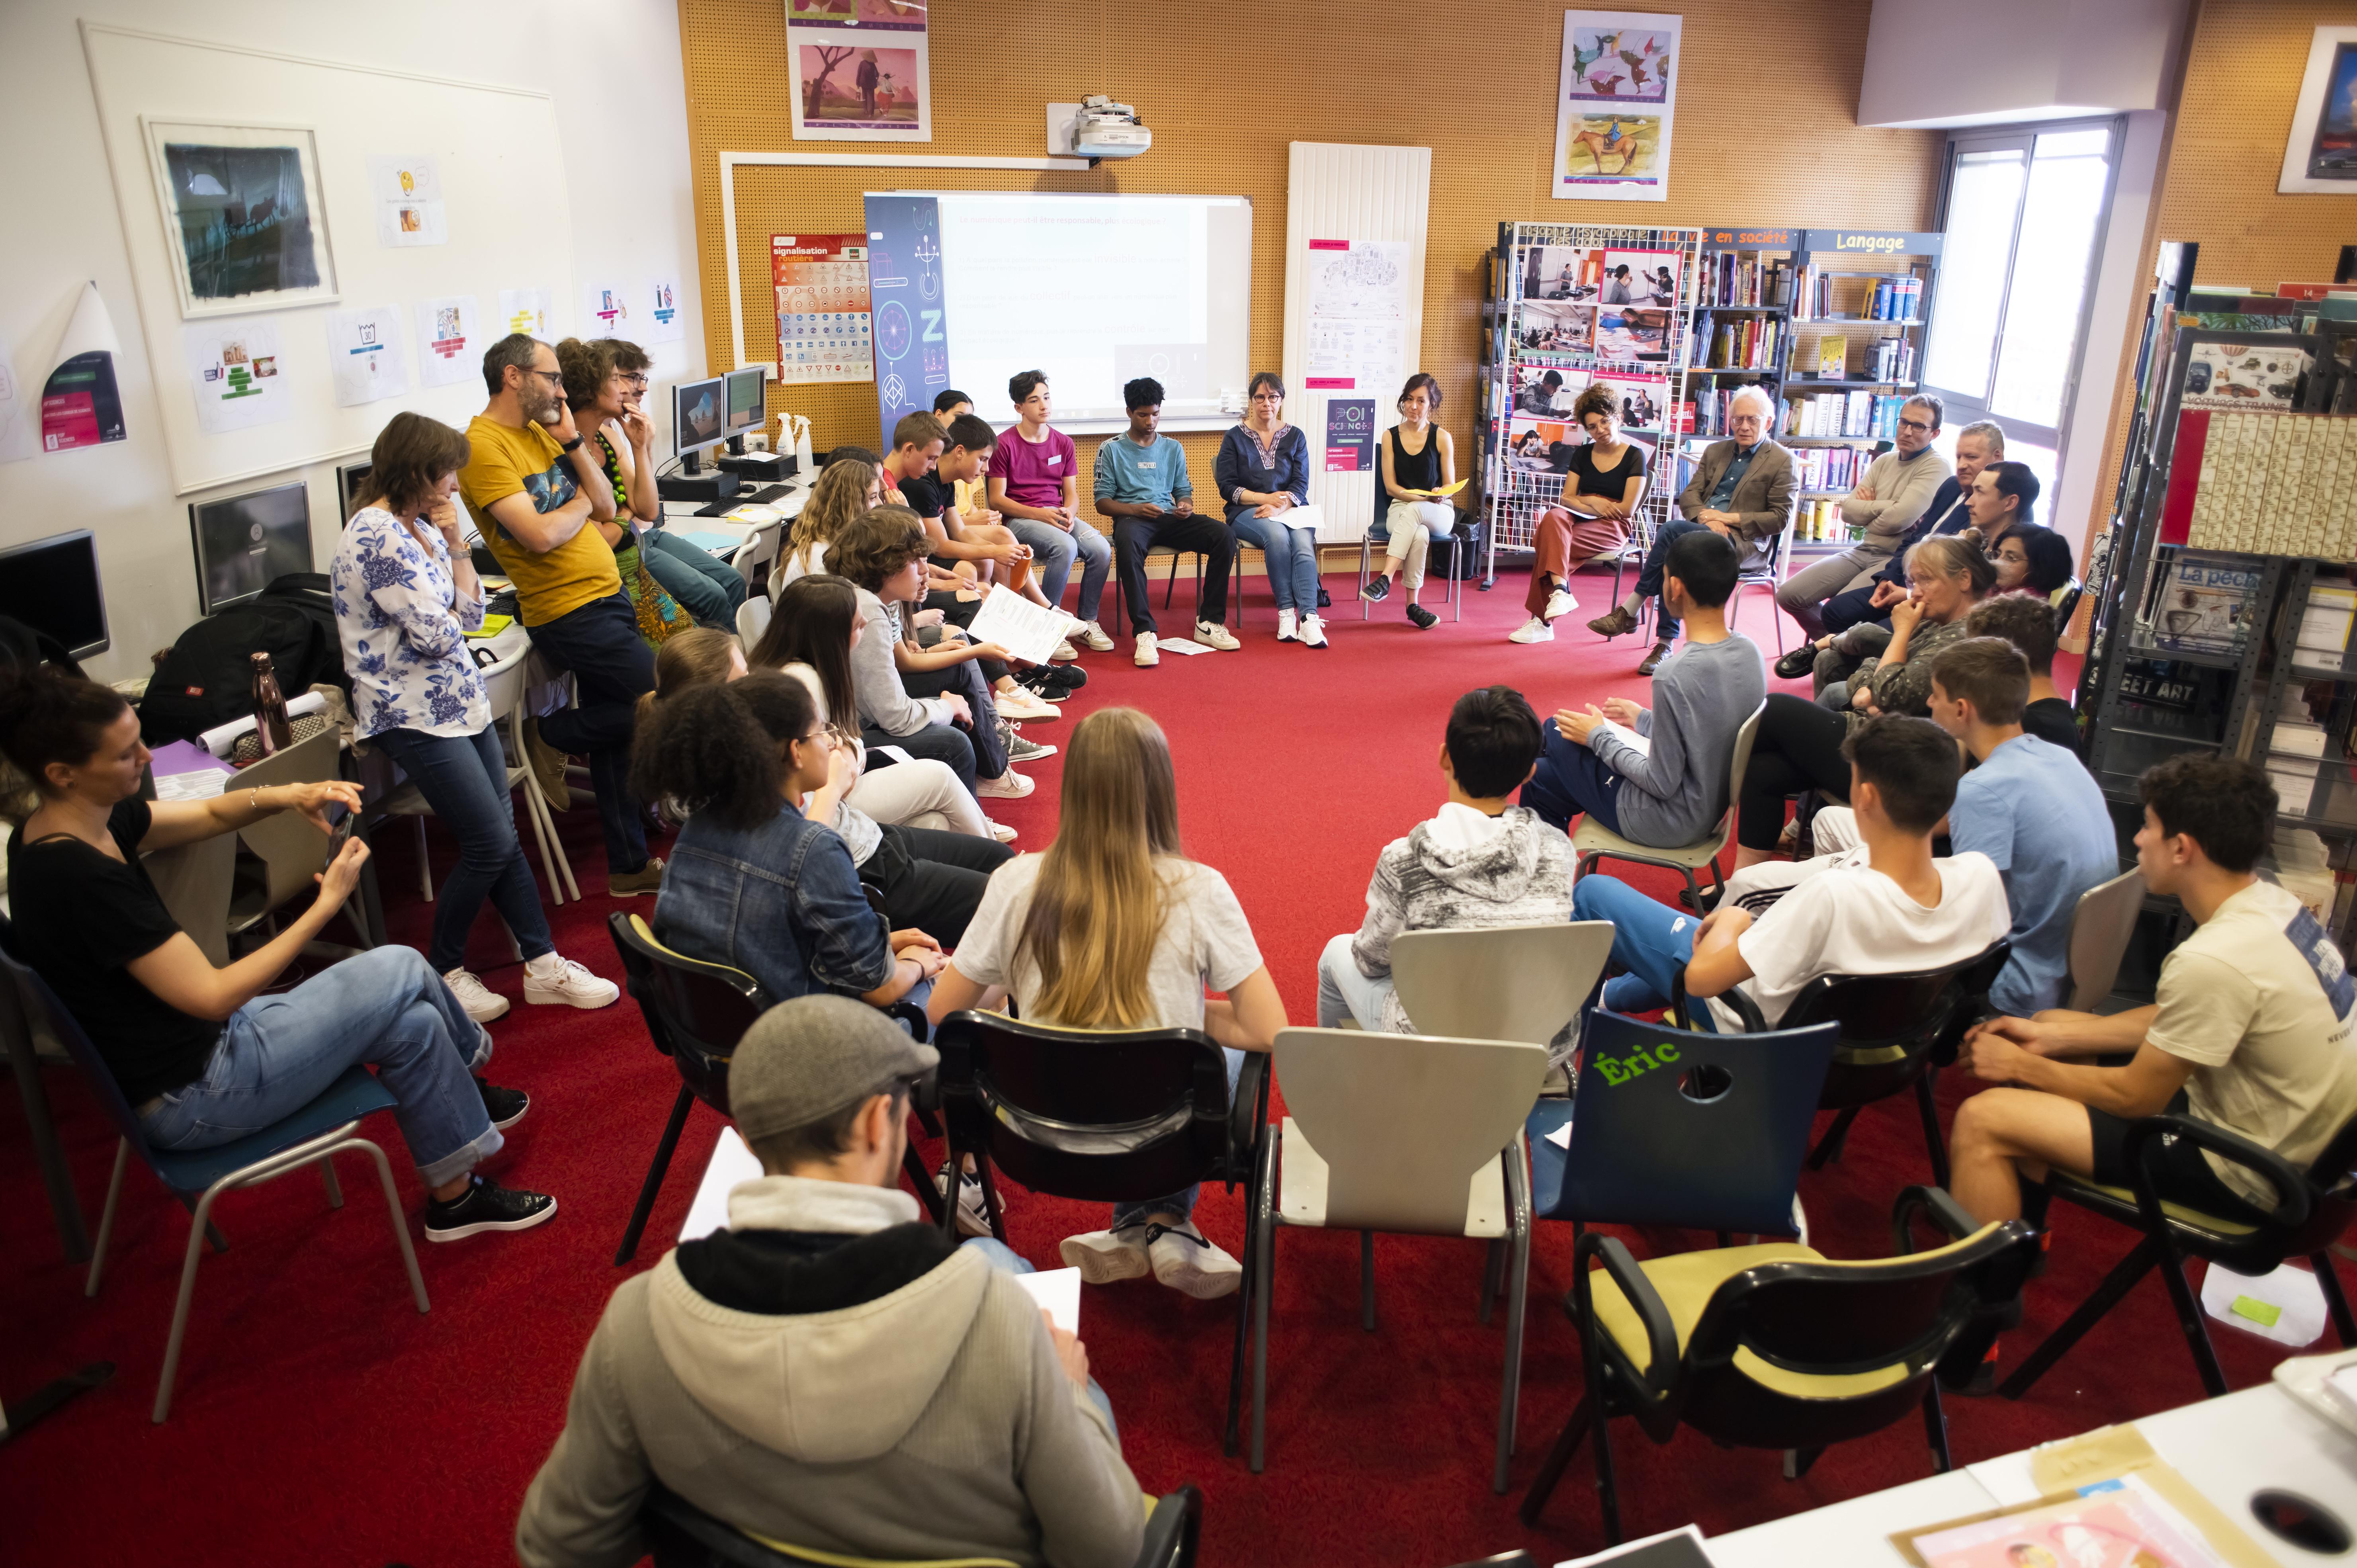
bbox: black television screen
[190,480,313,615]
[336,457,374,521]
[674,375,725,455]
[0,530,107,658]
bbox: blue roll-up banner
[862,194,950,445]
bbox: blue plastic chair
[0,920,428,1422]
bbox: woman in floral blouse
[332,413,616,1023]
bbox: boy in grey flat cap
[517,995,1142,1568]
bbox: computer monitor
[674,375,727,471]
[336,457,375,521]
[190,479,314,615]
[724,366,767,445]
[0,530,108,659]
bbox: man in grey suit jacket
[1588,384,1796,675]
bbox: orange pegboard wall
[679,0,1939,530]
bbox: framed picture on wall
[2280,27,2357,192]
[141,118,340,319]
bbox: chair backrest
[1556,1009,1839,1234]
[231,727,348,917]
[0,913,170,1184]
[2051,575,2084,630]
[1681,1218,2038,1406]
[2063,868,2145,1012]
[1390,923,1614,1046]
[1277,1026,1546,1234]
[608,913,768,1114]
[1718,701,1767,839]
[474,639,534,723]
[735,594,774,649]
[1777,942,2009,1102]
[735,520,786,596]
[933,1009,1235,1203]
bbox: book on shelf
[1816,336,1848,378]
[2183,409,2353,558]
[1865,276,1921,321]
[2138,550,2264,656]
[1702,250,1789,309]
[2300,585,2357,659]
[1785,390,1904,439]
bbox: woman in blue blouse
[331,413,616,1024]
[1217,371,1326,647]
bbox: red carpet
[0,562,2331,1567]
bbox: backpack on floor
[139,573,350,745]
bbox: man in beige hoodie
[515,996,1143,1568]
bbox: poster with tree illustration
[790,29,930,141]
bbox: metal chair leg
[154,1181,229,1421]
[1922,1383,1952,1473]
[1250,1133,1277,1472]
[1360,1230,1377,1331]
[2316,1250,2357,1346]
[1999,1235,2162,1399]
[614,1084,696,1266]
[1915,1070,1951,1188]
[1517,1396,1593,1525]
[901,1144,947,1227]
[86,1140,129,1297]
[321,1159,344,1209]
[356,1137,430,1316]
[414,816,434,903]
[1223,1158,1257,1458]
[973,1157,1009,1244]
[1496,1151,1534,1494]
[2154,1240,2228,1397]
[1806,1107,1861,1171]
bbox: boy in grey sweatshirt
[1320,686,1575,1035]
[1523,529,1765,847]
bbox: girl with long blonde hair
[776,454,883,590]
[925,706,1285,1298]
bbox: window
[1923,120,2121,469]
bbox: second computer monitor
[724,366,766,438]
[674,375,726,460]
[190,480,314,615]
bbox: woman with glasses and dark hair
[1217,370,1325,647]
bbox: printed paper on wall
[42,282,127,452]
[327,303,411,408]
[415,294,481,389]
[643,276,686,344]
[498,286,552,342]
[1553,12,1680,202]
[1302,239,1411,392]
[790,29,930,142]
[184,317,289,435]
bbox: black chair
[1998,1109,2357,1401]
[644,1478,1203,1567]
[929,1009,1269,1452]
[607,913,942,1266]
[1520,1186,2038,1542]
[1684,942,2010,1190]
[1113,535,1243,635]
[1356,491,1483,623]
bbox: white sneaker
[442,967,510,1023]
[1076,620,1115,652]
[1300,614,1329,649]
[1147,1220,1244,1299]
[1196,620,1241,651]
[1051,639,1079,662]
[1545,588,1579,620]
[995,686,1059,721]
[1061,1225,1153,1285]
[985,818,1019,843]
[937,1160,997,1239]
[522,954,621,1009]
[1134,632,1160,667]
[1276,608,1299,642]
[977,769,1035,800]
[1509,616,1557,644]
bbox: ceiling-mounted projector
[1071,95,1151,162]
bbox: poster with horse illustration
[1553,11,1679,202]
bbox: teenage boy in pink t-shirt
[986,370,1113,651]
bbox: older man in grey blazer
[1588,383,1796,675]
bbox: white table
[1708,1381,2357,1565]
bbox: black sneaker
[1317,586,1332,608]
[1359,576,1392,603]
[423,1175,557,1241]
[477,1076,529,1130]
[1022,663,1086,696]
[1406,603,1438,630]
[1773,644,1819,680]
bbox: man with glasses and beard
[460,332,664,898]
[1774,393,1953,643]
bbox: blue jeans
[1571,875,1718,1032]
[641,528,746,622]
[1111,1047,1244,1230]
[1232,512,1321,614]
[1522,721,1626,835]
[1008,517,1111,624]
[139,946,500,1185]
[524,591,654,874]
[1632,516,1713,639]
[373,724,554,974]
[962,1238,1118,1437]
[1317,933,1393,1029]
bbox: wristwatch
[559,434,584,453]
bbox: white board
[82,24,575,496]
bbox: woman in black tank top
[1361,373,1457,630]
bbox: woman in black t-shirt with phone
[1511,381,1649,645]
[0,669,556,1242]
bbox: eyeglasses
[618,372,649,387]
[529,369,564,386]
[1897,418,1933,434]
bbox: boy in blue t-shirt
[1095,376,1239,667]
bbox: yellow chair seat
[1573,815,1727,872]
[737,1493,1159,1566]
[2053,1174,2261,1236]
[1587,1243,1910,1400]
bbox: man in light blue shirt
[1930,637,2118,1015]
[1096,376,1239,667]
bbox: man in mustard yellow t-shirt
[459,332,660,895]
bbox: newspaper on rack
[960,583,1069,667]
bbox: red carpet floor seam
[0,562,2333,1567]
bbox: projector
[1072,95,1151,161]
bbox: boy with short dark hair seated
[1963,592,2079,751]
[1319,686,1573,1034]
[1951,754,2357,1228]
[516,995,1142,1568]
[1571,715,2009,1032]
[1522,528,1766,848]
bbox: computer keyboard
[746,483,790,504]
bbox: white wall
[0,0,703,684]
[1858,0,2188,129]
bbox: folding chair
[643,1478,1204,1568]
[1573,702,1765,911]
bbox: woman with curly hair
[1510,380,1648,644]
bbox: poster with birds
[1554,11,1679,202]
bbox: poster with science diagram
[773,233,875,383]
[1302,239,1410,393]
[1554,11,1680,201]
